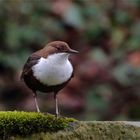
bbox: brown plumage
[21,41,78,116]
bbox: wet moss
[0,111,76,139]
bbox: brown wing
[20,54,41,80]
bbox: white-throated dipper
[21,41,78,117]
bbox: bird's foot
[55,113,60,118]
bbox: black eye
[57,47,61,51]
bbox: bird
[20,41,78,117]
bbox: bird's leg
[33,91,40,113]
[54,93,59,117]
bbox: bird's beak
[68,48,79,54]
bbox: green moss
[0,111,76,139]
[0,111,140,140]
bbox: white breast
[32,53,73,86]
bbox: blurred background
[0,0,140,121]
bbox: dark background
[0,0,140,121]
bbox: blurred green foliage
[0,0,140,121]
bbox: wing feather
[20,54,41,80]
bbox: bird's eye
[57,47,61,51]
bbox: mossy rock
[13,121,140,140]
[0,111,76,139]
[0,111,140,140]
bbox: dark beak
[68,48,79,54]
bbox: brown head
[34,41,78,58]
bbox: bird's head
[35,41,79,63]
[34,41,78,62]
[47,41,79,55]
